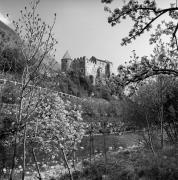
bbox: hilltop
[0,20,61,73]
[0,20,18,41]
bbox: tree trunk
[158,76,164,149]
[142,129,150,148]
[103,131,107,174]
[61,147,73,180]
[10,86,24,180]
[171,119,178,141]
[32,148,42,180]
[91,132,95,162]
[145,113,155,155]
[9,135,17,180]
[160,105,164,149]
[89,131,92,166]
[72,150,76,171]
[31,116,42,180]
[22,123,27,180]
[72,140,76,171]
[164,125,174,143]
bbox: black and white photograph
[0,0,178,179]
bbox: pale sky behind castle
[0,0,175,73]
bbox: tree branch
[125,10,167,43]
[124,68,178,85]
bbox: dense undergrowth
[59,144,178,180]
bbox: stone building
[61,50,112,84]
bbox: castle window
[80,68,84,73]
[105,63,110,77]
[89,75,94,84]
[97,68,101,78]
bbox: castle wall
[85,60,109,77]
[71,56,86,76]
[85,58,111,85]
[61,58,72,72]
[61,52,112,85]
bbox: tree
[2,0,58,180]
[102,0,178,83]
[102,0,178,45]
[116,45,178,84]
[28,91,86,180]
[132,76,178,147]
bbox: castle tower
[61,50,72,72]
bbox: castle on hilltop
[61,51,112,85]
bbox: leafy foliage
[132,76,178,141]
[102,0,178,45]
[115,46,178,87]
[0,47,25,74]
[29,91,86,153]
[102,0,178,86]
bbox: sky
[0,0,175,73]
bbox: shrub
[73,145,178,180]
[0,47,25,74]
